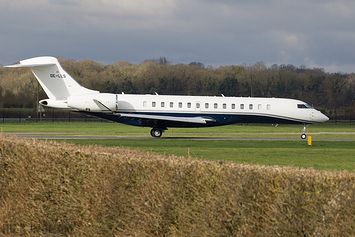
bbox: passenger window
[170,102,173,108]
[179,102,182,108]
[143,101,147,107]
[214,103,218,109]
[205,103,209,109]
[196,103,200,109]
[232,104,235,109]
[258,104,262,110]
[249,104,253,110]
[223,103,227,109]
[240,104,244,109]
[161,102,165,107]
[152,101,156,107]
[267,104,271,110]
[187,102,191,108]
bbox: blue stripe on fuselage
[80,111,303,128]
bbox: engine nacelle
[39,99,70,109]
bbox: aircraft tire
[151,128,163,138]
[301,133,307,139]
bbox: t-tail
[5,56,100,110]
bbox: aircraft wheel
[151,128,163,138]
[301,133,307,139]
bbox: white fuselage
[115,94,327,124]
[41,93,328,125]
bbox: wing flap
[118,113,215,124]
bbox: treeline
[1,58,355,111]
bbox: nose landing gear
[300,124,310,139]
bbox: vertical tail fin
[5,56,98,100]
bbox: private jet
[6,57,329,138]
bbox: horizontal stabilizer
[5,56,58,68]
[118,113,215,124]
[5,63,56,68]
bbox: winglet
[93,99,112,112]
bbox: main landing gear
[150,128,164,138]
[300,124,310,139]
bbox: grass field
[2,121,355,171]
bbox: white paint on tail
[5,56,98,100]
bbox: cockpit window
[297,104,313,109]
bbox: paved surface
[2,133,355,141]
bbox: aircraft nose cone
[323,114,329,122]
[312,111,329,123]
[318,112,329,123]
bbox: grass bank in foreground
[1,135,355,236]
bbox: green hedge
[1,135,354,236]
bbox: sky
[1,0,355,73]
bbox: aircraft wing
[93,99,215,124]
[118,113,216,124]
